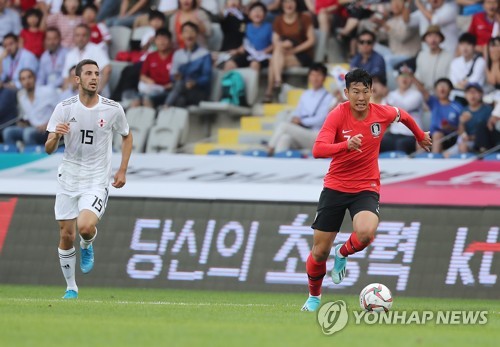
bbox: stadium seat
[131,26,151,42]
[379,151,407,159]
[207,149,238,156]
[156,107,189,145]
[145,125,180,153]
[413,152,444,159]
[109,26,132,59]
[126,106,156,127]
[0,144,18,153]
[23,145,45,154]
[113,106,156,152]
[448,153,477,159]
[483,153,500,161]
[273,150,303,158]
[109,60,132,97]
[241,149,268,157]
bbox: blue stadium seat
[0,144,18,153]
[413,152,444,159]
[273,150,303,158]
[379,151,407,159]
[483,153,500,161]
[241,149,268,157]
[23,145,45,154]
[207,149,238,156]
[448,153,476,159]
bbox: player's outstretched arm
[45,123,70,154]
[112,132,133,188]
[397,109,432,152]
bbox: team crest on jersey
[370,123,381,137]
[98,119,107,128]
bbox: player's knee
[357,228,375,245]
[78,224,96,239]
[312,246,330,262]
[59,229,75,244]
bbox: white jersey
[47,95,129,192]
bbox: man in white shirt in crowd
[0,0,21,43]
[268,63,335,155]
[37,27,68,89]
[62,24,111,97]
[2,69,58,147]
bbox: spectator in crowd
[456,0,484,17]
[267,63,334,155]
[0,0,22,43]
[62,24,111,96]
[414,76,463,153]
[0,87,18,140]
[410,0,459,53]
[2,69,58,146]
[105,0,149,28]
[37,27,68,88]
[19,8,45,58]
[475,100,500,152]
[138,10,167,53]
[200,0,221,20]
[350,30,386,82]
[46,0,83,48]
[13,0,37,12]
[414,25,453,92]
[449,32,486,102]
[82,4,111,52]
[381,65,425,154]
[219,0,246,56]
[250,0,281,20]
[132,29,174,108]
[1,33,39,90]
[224,1,272,72]
[304,0,339,36]
[485,36,500,96]
[165,21,211,107]
[169,0,212,49]
[445,83,493,156]
[58,64,78,100]
[370,74,388,105]
[37,0,64,15]
[468,0,498,53]
[95,0,120,22]
[133,0,178,28]
[263,0,315,103]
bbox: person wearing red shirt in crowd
[468,0,498,53]
[20,8,45,58]
[131,28,174,108]
[82,4,111,52]
[301,68,432,312]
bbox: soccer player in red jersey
[301,68,432,311]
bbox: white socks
[80,227,97,249]
[58,247,77,292]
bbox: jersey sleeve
[112,104,130,136]
[46,102,65,133]
[396,107,426,142]
[312,106,349,158]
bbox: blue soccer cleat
[80,244,94,274]
[301,295,321,312]
[331,244,347,284]
[62,290,78,299]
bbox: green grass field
[0,285,498,347]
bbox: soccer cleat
[331,244,347,284]
[62,290,78,299]
[301,295,321,312]
[80,244,94,274]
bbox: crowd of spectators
[0,0,499,157]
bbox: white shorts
[54,187,109,220]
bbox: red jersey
[313,102,425,194]
[141,51,174,86]
[20,29,45,58]
[468,12,494,47]
[315,0,338,14]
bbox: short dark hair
[149,9,166,22]
[3,32,18,42]
[345,68,373,90]
[61,0,82,15]
[357,30,376,42]
[22,8,43,29]
[249,1,267,14]
[75,23,91,34]
[46,26,61,37]
[19,68,36,79]
[155,28,172,39]
[434,77,454,90]
[458,32,477,46]
[177,0,197,10]
[309,63,327,77]
[75,59,99,77]
[181,21,199,33]
[82,4,98,13]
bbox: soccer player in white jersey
[45,59,133,299]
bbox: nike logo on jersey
[69,117,77,122]
[342,130,352,134]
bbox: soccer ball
[359,283,393,312]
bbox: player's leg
[332,192,380,284]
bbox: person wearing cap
[410,0,459,53]
[414,24,453,92]
[449,33,486,92]
[381,65,425,154]
[445,83,493,157]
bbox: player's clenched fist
[348,134,363,152]
[55,123,70,136]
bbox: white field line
[0,297,276,307]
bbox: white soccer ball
[359,283,393,312]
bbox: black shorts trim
[311,188,380,232]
